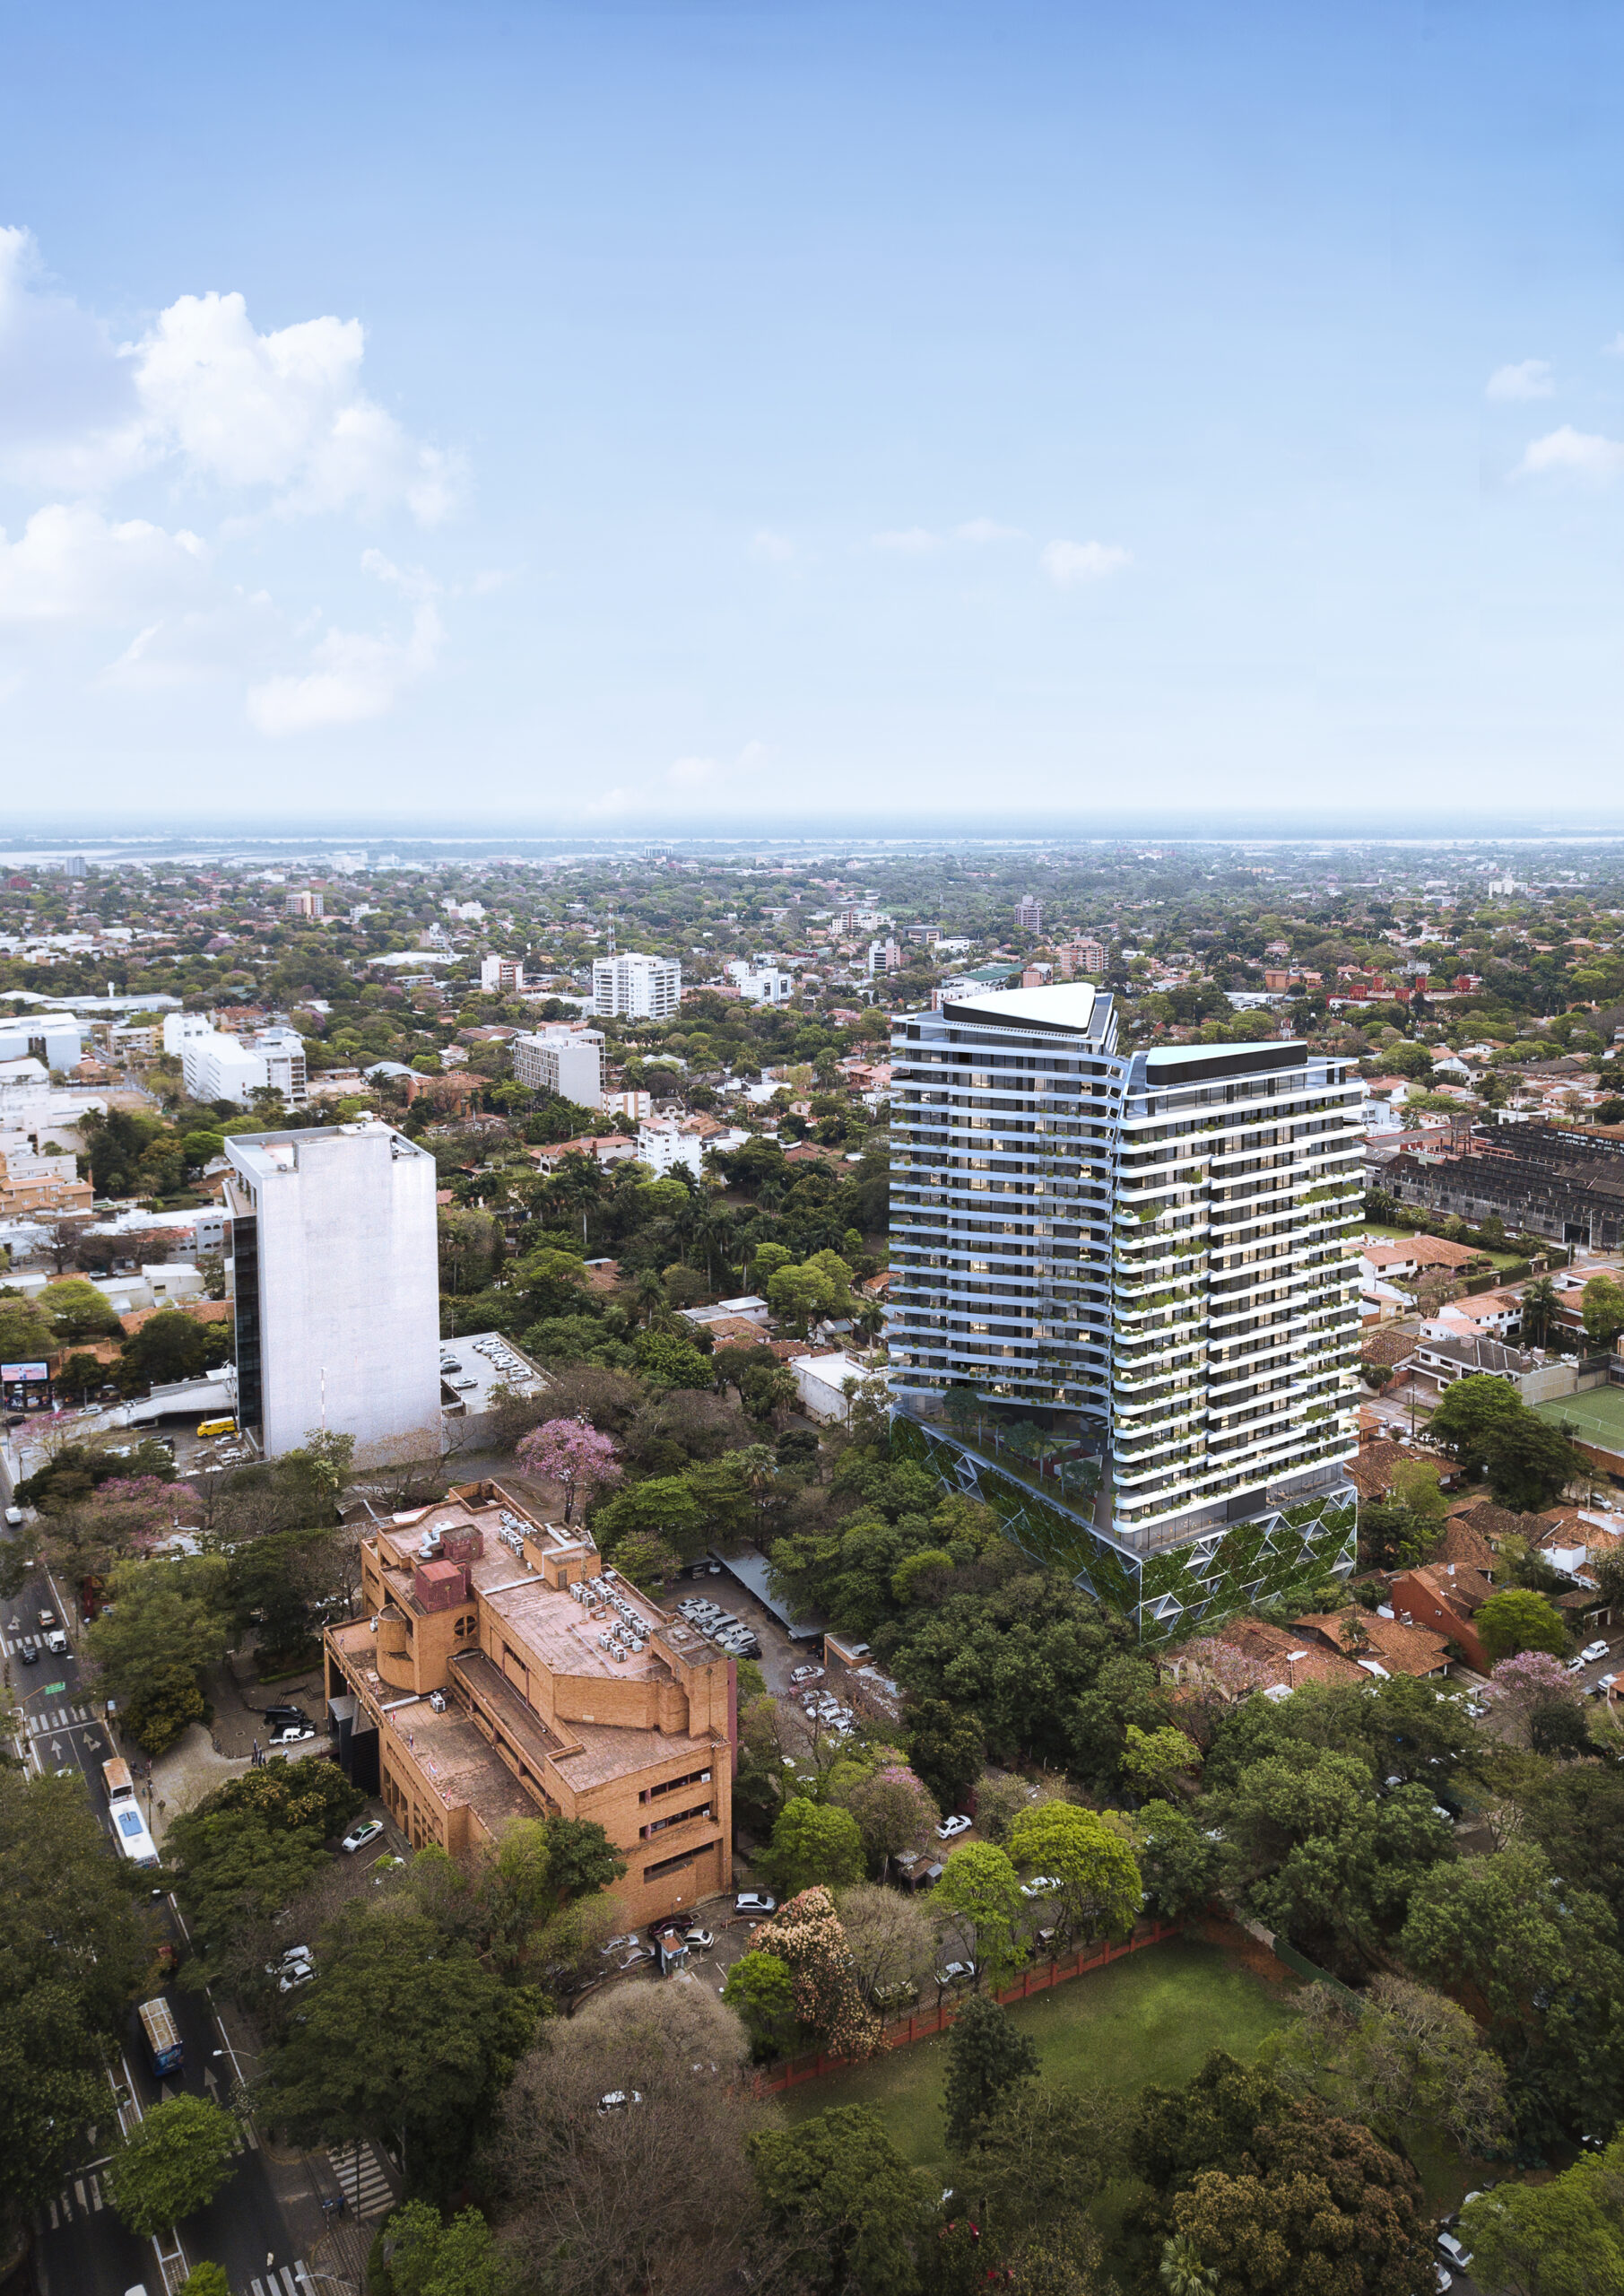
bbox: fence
[751,1918,1182,2097]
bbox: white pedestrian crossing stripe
[248,2268,313,2296]
[327,2137,395,2218]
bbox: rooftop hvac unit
[631,1639,645,1653]
[429,1692,447,1713]
[614,1648,627,1661]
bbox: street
[2,1535,339,2296]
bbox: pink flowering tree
[753,1886,884,2062]
[1488,1651,1584,1745]
[515,1416,624,1523]
[836,1763,941,1881]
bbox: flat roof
[942,984,1098,1032]
[439,1331,548,1413]
[708,1544,823,1640]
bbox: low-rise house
[1384,1566,1493,1674]
[1294,1607,1455,1681]
[1206,1617,1368,1692]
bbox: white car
[4,1505,22,1527]
[1437,2232,1472,2270]
[1566,1655,1588,1674]
[341,1819,385,1855]
[270,1725,317,1744]
[600,1933,640,1956]
[683,1926,716,1951]
[1020,1874,1062,1899]
[1580,1640,1611,1665]
[596,2090,644,2114]
[790,1665,824,1685]
[936,1814,972,1840]
[734,1891,777,1916]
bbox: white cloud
[0,502,207,624]
[1604,333,1624,357]
[247,556,441,735]
[751,529,795,564]
[1486,359,1555,402]
[955,517,1025,543]
[871,526,942,552]
[1516,424,1624,482]
[1041,538,1131,587]
[667,753,721,789]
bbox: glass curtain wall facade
[886,985,1364,1637]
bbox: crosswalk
[23,1702,92,1735]
[326,2137,395,2219]
[42,2122,257,2229]
[248,2267,314,2296]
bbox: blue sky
[4,0,1624,826]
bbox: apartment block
[886,983,1364,1636]
[512,1023,604,1108]
[224,1121,440,1465]
[1015,895,1043,933]
[0,1134,92,1219]
[592,952,682,1020]
[1055,938,1107,981]
[323,1481,734,1923]
[0,1012,84,1071]
[181,1023,308,1109]
[725,960,795,1004]
[480,954,533,995]
[637,1118,704,1178]
[284,890,325,918]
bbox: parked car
[936,1960,977,1987]
[683,1926,715,1952]
[790,1665,824,1685]
[341,1819,385,1855]
[734,1892,777,1916]
[270,1725,317,1745]
[615,1945,654,1971]
[936,1814,972,1840]
[4,1504,22,1526]
[597,2090,644,2114]
[1437,2233,1472,2270]
[1019,1874,1062,1899]
[1580,1639,1611,1665]
[1596,1673,1619,1696]
[600,1933,641,1956]
[266,1945,314,1992]
[262,1704,311,1727]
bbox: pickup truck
[37,1607,69,1657]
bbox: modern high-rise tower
[592,952,682,1020]
[885,983,1364,1635]
[225,1121,440,1466]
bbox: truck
[137,1996,183,2078]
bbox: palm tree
[1159,2233,1217,2296]
[1521,1274,1560,1348]
[634,1268,667,1326]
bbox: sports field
[771,1937,1295,2176]
[1535,1383,1624,1458]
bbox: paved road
[3,1547,333,2296]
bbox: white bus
[103,1757,160,1870]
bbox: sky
[4,0,1624,828]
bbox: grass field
[1536,1383,1624,1456]
[772,1938,1296,2177]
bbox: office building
[592,952,681,1020]
[886,983,1364,1636]
[182,1023,308,1109]
[1015,894,1043,933]
[0,1012,84,1072]
[224,1121,440,1466]
[323,1480,733,1922]
[512,1023,604,1108]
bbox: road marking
[281,2269,302,2294]
[74,2178,86,2211]
[90,2171,103,2211]
[326,2136,395,2217]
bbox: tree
[259,1900,539,2197]
[1004,1803,1142,1946]
[1487,1650,1585,1744]
[540,1816,627,1907]
[1521,1274,1561,1347]
[612,1529,680,1588]
[833,1883,937,2009]
[835,1764,940,1879]
[942,1995,1038,2153]
[1136,1800,1221,1924]
[0,1769,153,2243]
[905,1698,985,1814]
[1267,1976,1508,2161]
[1476,1585,1568,1662]
[589,1474,704,1561]
[930,1841,1027,1989]
[106,2094,241,2238]
[747,2105,929,2296]
[1460,2137,1624,2296]
[1429,1373,1525,1473]
[1169,2099,1436,2296]
[39,1275,124,1342]
[514,1419,623,1524]
[381,2200,509,2296]
[1123,1724,1202,1800]
[1159,2234,1218,2296]
[84,1552,230,1747]
[493,1981,768,2296]
[166,1761,367,1979]
[0,1289,57,1365]
[960,2083,1127,2251]
[753,1888,883,2058]
[179,2266,232,2296]
[1582,1275,1624,1352]
[766,1796,866,1897]
[1487,1411,1586,1512]
[117,1308,231,1394]
[223,1526,345,1662]
[724,1950,803,2057]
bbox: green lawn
[1535,1382,1624,1457]
[1358,1222,1526,1270]
[772,1938,1297,2177]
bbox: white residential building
[886,983,1365,1638]
[0,1012,84,1070]
[511,1024,604,1108]
[636,1118,704,1178]
[223,1122,440,1466]
[162,1010,213,1057]
[725,960,795,1004]
[592,952,682,1020]
[182,1024,308,1109]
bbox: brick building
[323,1481,734,1925]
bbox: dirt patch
[1188,1912,1304,1996]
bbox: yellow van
[195,1417,239,1439]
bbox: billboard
[0,1361,49,1381]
